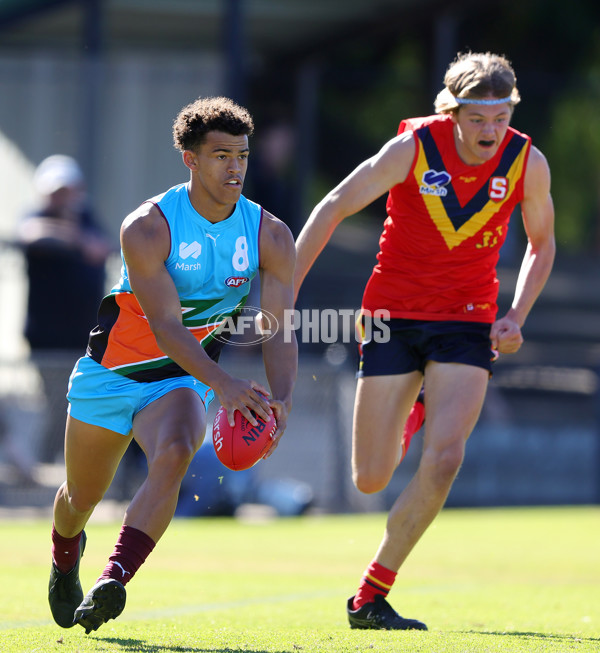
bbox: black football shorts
[357,317,495,377]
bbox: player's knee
[150,435,198,479]
[66,483,103,515]
[353,464,393,495]
[422,441,465,486]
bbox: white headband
[454,95,513,106]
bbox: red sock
[98,525,155,586]
[353,560,397,610]
[51,525,83,574]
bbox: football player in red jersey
[295,52,555,630]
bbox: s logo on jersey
[489,176,509,201]
[420,169,452,197]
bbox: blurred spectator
[251,120,296,230]
[16,155,112,463]
[0,397,38,485]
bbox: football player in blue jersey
[48,97,297,633]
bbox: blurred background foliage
[248,0,600,252]
[1,0,600,251]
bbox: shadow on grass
[99,638,286,653]
[465,630,599,645]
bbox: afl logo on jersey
[225,276,249,288]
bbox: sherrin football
[212,404,277,471]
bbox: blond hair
[434,52,521,114]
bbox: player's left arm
[258,210,298,455]
[491,146,556,353]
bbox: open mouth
[479,140,495,148]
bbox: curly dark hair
[172,96,255,152]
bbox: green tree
[543,40,600,252]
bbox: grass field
[0,506,598,652]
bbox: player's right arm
[294,131,416,300]
[120,203,271,426]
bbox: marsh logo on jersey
[419,169,452,197]
[176,241,202,271]
[179,241,202,259]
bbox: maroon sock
[98,525,156,586]
[353,560,397,610]
[51,525,83,574]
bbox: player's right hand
[213,376,272,427]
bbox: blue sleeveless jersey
[87,183,262,381]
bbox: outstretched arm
[491,146,556,353]
[294,131,416,301]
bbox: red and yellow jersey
[362,114,531,323]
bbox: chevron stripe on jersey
[88,293,246,381]
[415,126,529,249]
[361,114,532,322]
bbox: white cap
[33,155,84,195]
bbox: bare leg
[53,415,132,538]
[125,387,207,542]
[352,371,423,495]
[49,415,131,629]
[69,388,208,634]
[371,362,489,571]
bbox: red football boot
[399,390,425,464]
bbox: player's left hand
[261,399,290,459]
[490,315,523,354]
